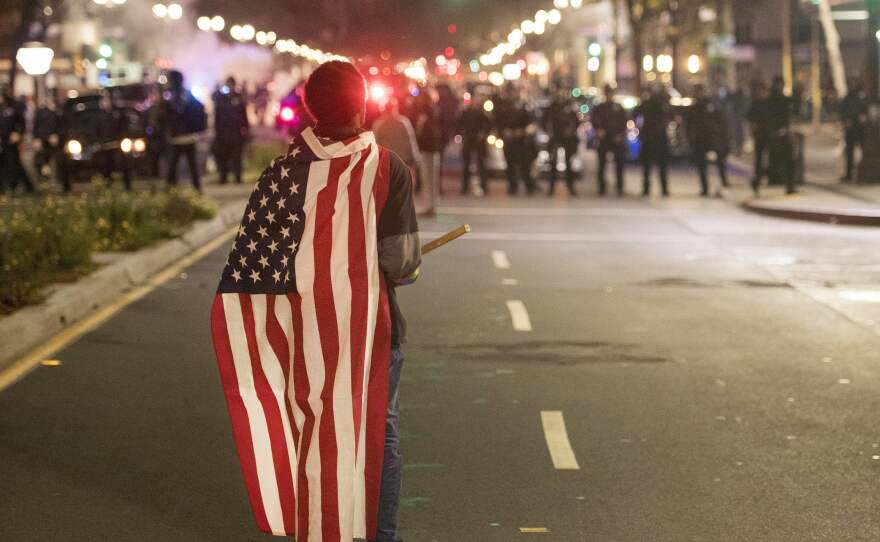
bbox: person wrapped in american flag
[210,61,420,542]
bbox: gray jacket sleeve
[378,151,421,283]
[379,232,421,282]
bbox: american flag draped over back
[210,127,393,541]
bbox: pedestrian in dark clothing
[545,90,580,196]
[497,89,537,195]
[592,83,628,196]
[436,84,460,194]
[458,99,491,195]
[839,80,868,182]
[0,91,35,194]
[164,70,206,192]
[765,76,797,194]
[747,82,771,195]
[413,89,441,212]
[96,92,133,191]
[213,76,250,185]
[33,96,63,180]
[636,86,671,197]
[686,84,730,196]
[144,85,167,179]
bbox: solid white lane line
[492,250,511,269]
[541,411,580,470]
[506,300,532,331]
[419,231,697,243]
[439,206,668,217]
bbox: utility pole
[867,1,880,103]
[782,0,793,94]
[625,0,644,95]
[810,12,821,129]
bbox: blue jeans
[376,345,404,542]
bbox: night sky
[196,0,552,61]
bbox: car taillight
[280,107,295,122]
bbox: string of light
[194,13,348,64]
[477,0,583,68]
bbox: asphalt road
[2,165,880,541]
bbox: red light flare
[444,46,455,58]
[447,24,457,34]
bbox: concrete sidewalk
[728,124,880,226]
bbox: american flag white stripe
[330,151,364,541]
[222,294,286,535]
[271,295,300,507]
[353,143,381,536]
[251,294,299,522]
[296,160,329,541]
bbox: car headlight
[120,138,133,153]
[66,139,82,155]
[133,138,146,153]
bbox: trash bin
[767,130,804,190]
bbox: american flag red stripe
[210,128,392,541]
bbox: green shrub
[0,185,218,313]
[0,197,93,313]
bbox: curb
[0,198,246,372]
[740,199,880,226]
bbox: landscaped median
[0,183,250,373]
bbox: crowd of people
[2,67,872,200]
[359,74,836,202]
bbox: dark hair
[304,61,366,126]
[168,70,184,90]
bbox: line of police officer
[459,81,752,200]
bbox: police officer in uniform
[839,79,867,182]
[592,83,628,196]
[545,89,580,196]
[497,87,537,195]
[636,85,671,197]
[766,76,796,194]
[458,97,491,195]
[212,76,250,185]
[686,84,730,196]
[33,95,63,180]
[747,81,771,195]
[164,70,206,192]
[0,90,35,194]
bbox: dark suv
[59,92,148,190]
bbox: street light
[656,54,673,73]
[687,54,701,74]
[167,3,183,20]
[16,42,54,76]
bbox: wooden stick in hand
[421,224,471,255]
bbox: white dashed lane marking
[541,411,580,470]
[506,300,532,331]
[492,250,511,269]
